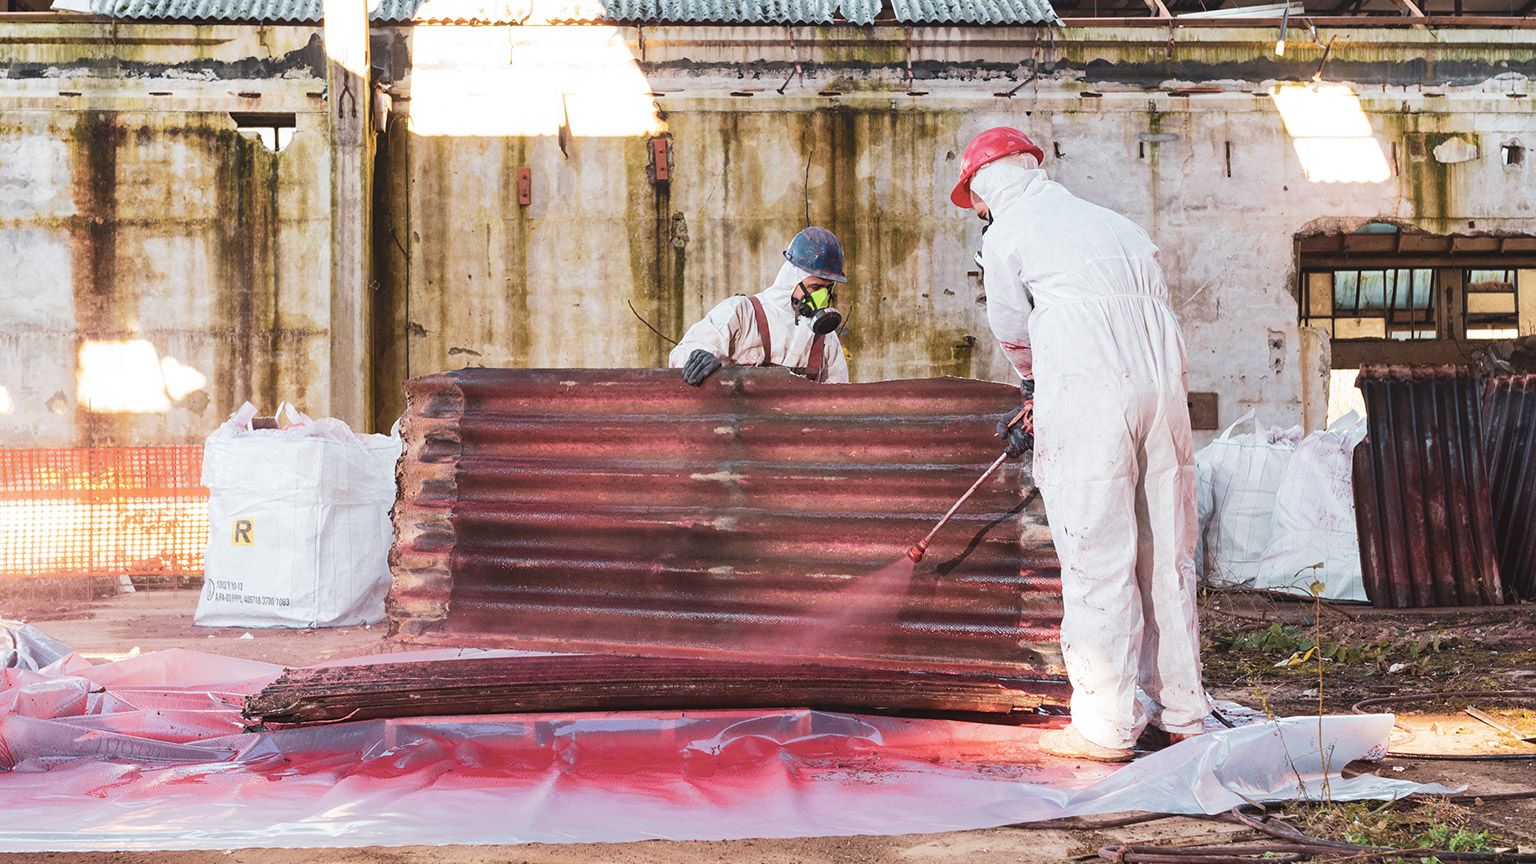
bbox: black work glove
[681,349,723,386]
[995,405,1035,458]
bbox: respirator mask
[794,282,842,335]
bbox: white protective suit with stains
[668,262,850,383]
[971,160,1209,751]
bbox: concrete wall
[4,21,1533,445]
[382,24,1536,438]
[0,23,332,446]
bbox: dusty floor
[3,584,1535,862]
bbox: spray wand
[907,404,1032,563]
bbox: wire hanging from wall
[628,300,678,345]
[803,144,813,229]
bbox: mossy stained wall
[388,24,1536,438]
[0,23,331,446]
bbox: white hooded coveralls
[668,262,850,383]
[971,161,1209,751]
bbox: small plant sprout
[1304,562,1333,804]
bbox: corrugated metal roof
[554,0,848,23]
[1483,374,1536,601]
[390,368,1063,679]
[1352,365,1505,608]
[49,0,532,23]
[890,0,1056,24]
[53,0,1057,24]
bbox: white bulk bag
[1195,409,1302,588]
[1255,411,1369,602]
[195,402,401,628]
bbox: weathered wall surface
[383,24,1536,437]
[4,22,1533,445]
[0,23,332,446]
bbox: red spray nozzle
[907,540,929,563]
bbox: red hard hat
[950,127,1046,208]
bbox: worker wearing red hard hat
[669,226,850,385]
[953,127,1210,762]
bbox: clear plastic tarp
[0,648,1452,852]
[1,620,72,671]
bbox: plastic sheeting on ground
[1,620,72,671]
[0,648,1451,852]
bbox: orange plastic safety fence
[0,447,208,579]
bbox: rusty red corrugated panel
[1352,365,1503,608]
[389,368,1063,679]
[1483,374,1536,601]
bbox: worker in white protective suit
[669,226,851,385]
[952,127,1210,762]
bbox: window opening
[1465,269,1520,340]
[1296,231,1536,371]
[1502,140,1525,169]
[1300,268,1436,340]
[229,112,297,153]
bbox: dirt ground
[4,583,1535,863]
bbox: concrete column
[324,0,371,430]
[1299,325,1332,432]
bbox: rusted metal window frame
[1463,268,1523,340]
[1299,266,1439,342]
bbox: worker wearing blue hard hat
[953,127,1211,762]
[670,226,851,385]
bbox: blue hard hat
[783,226,847,283]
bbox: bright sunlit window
[1270,84,1392,184]
[408,26,664,138]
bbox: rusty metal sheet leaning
[1483,373,1536,601]
[389,368,1064,680]
[1353,365,1504,608]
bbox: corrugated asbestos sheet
[555,0,850,23]
[888,0,1057,24]
[50,0,532,22]
[1353,365,1504,608]
[1483,374,1536,601]
[391,368,1064,679]
[53,0,1057,23]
